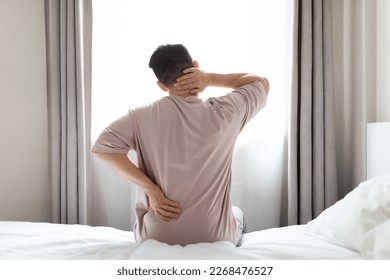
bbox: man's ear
[157,81,168,92]
[193,60,199,68]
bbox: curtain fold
[333,0,377,198]
[45,0,92,224]
[288,0,338,225]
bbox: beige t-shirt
[92,81,267,245]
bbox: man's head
[149,44,194,89]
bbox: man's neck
[167,88,198,98]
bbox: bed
[1,176,389,260]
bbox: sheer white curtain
[91,0,292,231]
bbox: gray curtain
[333,0,377,198]
[288,0,338,225]
[45,0,92,224]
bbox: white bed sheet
[0,222,362,260]
[238,225,362,260]
[0,222,138,260]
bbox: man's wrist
[205,72,212,88]
[143,183,158,195]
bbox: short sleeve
[227,81,268,129]
[91,111,136,154]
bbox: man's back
[93,81,267,245]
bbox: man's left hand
[146,185,181,221]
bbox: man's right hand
[174,68,210,95]
[176,69,269,93]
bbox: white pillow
[305,176,390,252]
[362,219,390,259]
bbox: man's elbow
[92,150,106,161]
[260,77,270,94]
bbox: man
[92,44,269,246]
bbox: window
[92,0,292,231]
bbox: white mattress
[0,221,362,260]
[3,177,388,260]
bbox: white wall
[377,0,390,121]
[0,0,50,222]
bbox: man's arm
[93,152,181,221]
[174,68,270,94]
